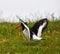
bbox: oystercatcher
[16,16,48,40]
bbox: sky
[0,0,60,22]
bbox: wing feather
[30,18,48,37]
[16,16,30,39]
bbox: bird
[16,16,48,40]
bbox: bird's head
[15,22,27,30]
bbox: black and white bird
[16,16,48,40]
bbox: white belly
[23,29,30,39]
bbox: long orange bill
[15,25,22,29]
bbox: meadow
[0,21,60,54]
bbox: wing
[30,18,48,37]
[16,15,25,23]
[16,16,30,38]
[16,16,30,39]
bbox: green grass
[0,21,60,54]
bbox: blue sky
[0,0,60,22]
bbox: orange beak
[15,25,22,29]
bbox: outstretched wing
[16,16,25,23]
[16,16,30,39]
[30,18,48,37]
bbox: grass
[0,21,60,54]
